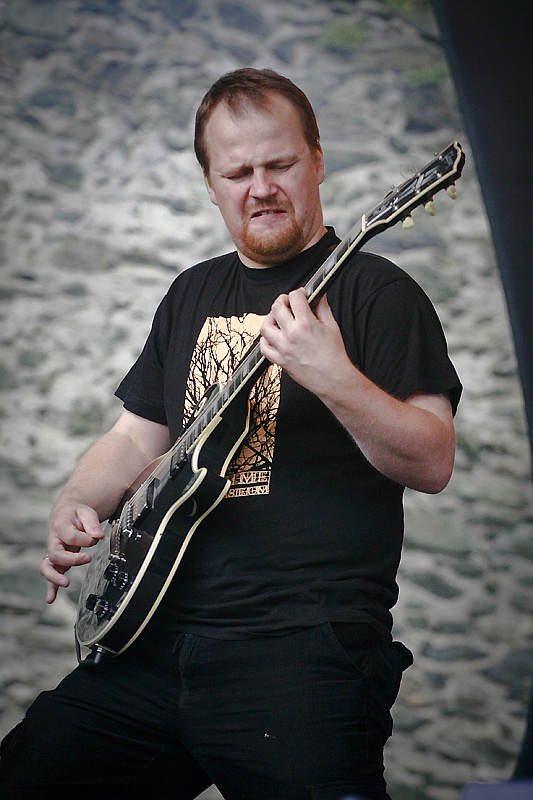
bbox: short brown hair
[194,68,321,174]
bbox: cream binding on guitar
[75,141,465,663]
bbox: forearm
[43,411,170,602]
[52,429,154,522]
[319,359,455,493]
[52,409,170,520]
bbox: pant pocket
[323,622,373,678]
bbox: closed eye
[225,168,253,182]
[224,161,297,181]
[267,161,295,173]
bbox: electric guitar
[75,141,465,662]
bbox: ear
[314,145,325,185]
[203,170,218,206]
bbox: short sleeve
[355,274,462,414]
[114,293,172,425]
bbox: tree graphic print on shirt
[183,314,281,498]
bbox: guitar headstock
[364,141,465,234]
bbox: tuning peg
[446,184,457,200]
[402,215,415,230]
[424,200,436,216]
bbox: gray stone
[404,509,473,554]
[454,471,531,509]
[79,0,123,17]
[67,400,106,437]
[5,0,71,38]
[406,572,463,599]
[0,571,45,603]
[435,735,519,768]
[53,236,117,271]
[392,707,428,733]
[144,0,196,26]
[26,88,76,116]
[511,537,533,561]
[44,163,84,189]
[219,2,266,36]
[0,364,18,390]
[483,649,533,702]
[421,643,488,662]
[404,82,459,133]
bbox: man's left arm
[259,288,455,494]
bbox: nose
[249,167,274,198]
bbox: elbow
[415,451,455,495]
[396,459,453,494]
[410,471,451,495]
[422,472,452,495]
[416,421,457,494]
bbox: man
[0,68,461,799]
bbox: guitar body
[75,384,252,657]
[75,141,465,660]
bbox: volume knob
[103,563,119,582]
[85,594,116,621]
[103,563,131,590]
[85,593,99,611]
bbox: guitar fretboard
[123,141,465,527]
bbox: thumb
[75,505,105,539]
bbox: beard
[238,206,306,266]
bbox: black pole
[430,0,533,777]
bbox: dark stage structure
[431,0,533,779]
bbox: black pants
[0,623,412,800]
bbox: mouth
[250,209,286,219]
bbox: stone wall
[1,1,532,798]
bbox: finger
[40,554,68,577]
[46,545,93,569]
[260,311,276,337]
[74,506,105,539]
[287,288,311,314]
[259,334,277,362]
[49,524,102,555]
[315,294,336,324]
[45,581,58,604]
[260,310,284,347]
[40,556,70,604]
[270,293,296,327]
[270,292,290,313]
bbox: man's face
[202,93,326,268]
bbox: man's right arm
[41,409,171,603]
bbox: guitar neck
[124,141,465,522]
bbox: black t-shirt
[116,228,462,639]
